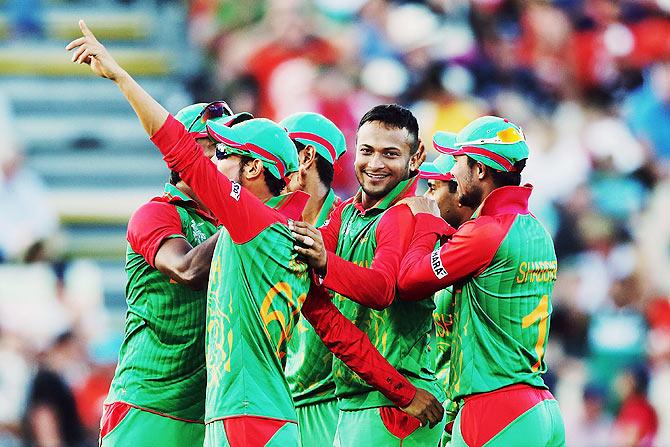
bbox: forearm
[114,71,169,138]
[301,286,416,407]
[174,232,220,290]
[321,254,396,310]
[398,214,454,300]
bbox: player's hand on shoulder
[400,387,444,428]
[397,196,440,217]
[66,20,125,81]
[289,220,327,275]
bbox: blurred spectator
[21,368,90,447]
[566,384,614,447]
[0,97,59,263]
[243,0,339,119]
[624,61,670,175]
[637,178,670,297]
[612,366,659,447]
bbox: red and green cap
[175,101,253,138]
[433,116,529,172]
[207,118,299,181]
[419,154,455,181]
[280,112,347,165]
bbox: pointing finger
[79,20,97,41]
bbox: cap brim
[206,120,243,147]
[433,131,458,154]
[419,162,454,181]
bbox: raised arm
[67,20,168,136]
[301,283,444,428]
[67,21,281,244]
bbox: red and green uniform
[316,176,446,446]
[152,116,417,447]
[399,186,565,447]
[285,188,341,447]
[100,183,218,446]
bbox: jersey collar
[265,190,311,221]
[353,174,419,215]
[477,184,532,217]
[315,188,339,227]
[163,183,194,204]
[161,183,218,224]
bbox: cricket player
[67,21,443,447]
[398,116,566,446]
[280,112,347,447]
[98,102,249,446]
[291,104,447,446]
[418,153,475,445]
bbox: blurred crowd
[1,0,670,445]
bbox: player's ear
[409,140,425,173]
[243,158,265,181]
[301,145,317,169]
[477,161,487,180]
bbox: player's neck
[301,178,330,226]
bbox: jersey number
[521,294,549,372]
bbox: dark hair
[240,155,285,196]
[169,170,181,185]
[293,140,335,188]
[467,156,526,187]
[358,104,420,155]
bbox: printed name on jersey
[431,248,448,279]
[230,182,241,201]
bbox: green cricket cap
[419,154,455,181]
[207,118,299,180]
[175,102,253,138]
[433,116,529,172]
[280,112,347,164]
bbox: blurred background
[0,0,669,445]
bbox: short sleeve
[127,201,185,268]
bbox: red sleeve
[321,204,415,310]
[301,283,416,407]
[127,201,184,268]
[398,213,514,300]
[318,200,346,252]
[150,115,283,243]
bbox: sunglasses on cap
[215,143,247,160]
[456,126,525,147]
[187,101,234,133]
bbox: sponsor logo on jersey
[431,248,447,279]
[230,181,241,201]
[190,221,207,244]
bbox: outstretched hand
[66,20,125,81]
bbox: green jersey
[106,184,218,421]
[433,287,455,391]
[317,176,445,410]
[204,192,311,424]
[398,186,557,401]
[285,189,340,406]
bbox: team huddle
[66,20,566,447]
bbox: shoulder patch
[230,181,241,201]
[431,247,448,279]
